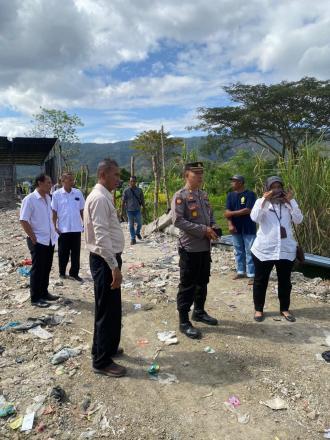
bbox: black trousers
[177,249,211,320]
[90,252,122,369]
[27,238,54,303]
[58,232,81,277]
[252,254,294,312]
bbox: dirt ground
[0,209,329,440]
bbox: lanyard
[270,203,282,225]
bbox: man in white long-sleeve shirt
[84,158,126,377]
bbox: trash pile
[0,208,329,438]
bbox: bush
[277,140,330,257]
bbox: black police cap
[184,162,204,171]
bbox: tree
[29,107,84,167]
[194,77,330,158]
[132,129,182,219]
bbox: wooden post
[160,125,171,212]
[152,155,159,220]
[83,165,89,198]
[130,156,135,177]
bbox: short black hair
[130,176,137,180]
[34,173,50,187]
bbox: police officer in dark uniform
[171,162,219,339]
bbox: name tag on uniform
[240,196,246,204]
[75,197,80,201]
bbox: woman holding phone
[250,176,303,322]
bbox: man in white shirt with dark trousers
[20,173,59,308]
[84,158,126,378]
[52,172,85,282]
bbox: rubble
[0,208,329,439]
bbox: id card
[280,226,287,239]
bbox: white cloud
[0,116,30,138]
[0,0,329,136]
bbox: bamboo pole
[160,125,171,211]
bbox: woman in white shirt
[250,176,303,323]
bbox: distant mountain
[16,136,208,178]
[16,135,265,179]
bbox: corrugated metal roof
[0,137,58,165]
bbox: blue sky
[0,0,329,143]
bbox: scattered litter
[42,405,55,415]
[201,392,213,398]
[148,362,160,376]
[55,365,65,375]
[137,338,149,346]
[223,401,249,424]
[50,386,67,403]
[21,412,35,432]
[204,346,215,354]
[128,262,145,270]
[133,303,142,310]
[13,291,30,304]
[17,266,31,277]
[81,397,91,413]
[323,429,330,439]
[181,361,190,367]
[157,331,178,345]
[260,397,288,410]
[0,321,20,331]
[28,325,53,340]
[79,430,96,439]
[51,347,81,365]
[227,395,241,408]
[26,395,47,415]
[21,258,32,265]
[150,372,179,384]
[0,395,16,418]
[321,350,330,362]
[0,405,16,417]
[9,416,23,430]
[36,421,46,433]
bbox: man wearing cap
[171,162,219,339]
[121,176,145,245]
[225,175,257,284]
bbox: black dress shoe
[69,275,83,282]
[43,293,59,301]
[254,313,264,322]
[179,322,201,339]
[31,300,50,308]
[281,312,296,322]
[136,233,142,240]
[192,310,218,326]
[130,239,136,245]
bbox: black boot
[192,310,218,326]
[179,311,201,339]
